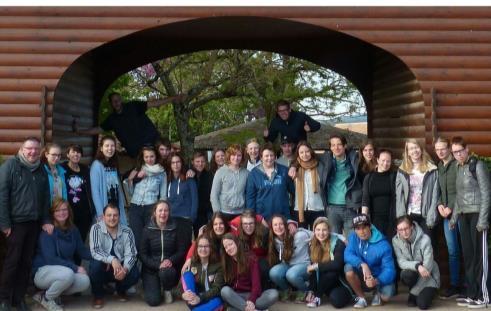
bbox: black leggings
[309,271,352,309]
[401,270,436,310]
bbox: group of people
[0,95,489,311]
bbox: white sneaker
[40,295,63,311]
[371,292,382,306]
[164,290,173,304]
[468,299,487,309]
[457,297,473,307]
[32,292,43,304]
[354,297,368,309]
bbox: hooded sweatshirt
[274,228,313,266]
[210,166,249,215]
[392,222,440,295]
[344,225,396,286]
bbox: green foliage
[221,130,258,146]
[0,155,4,165]
[475,154,491,171]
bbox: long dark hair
[221,233,249,283]
[94,135,118,168]
[135,146,158,171]
[238,209,266,250]
[210,148,225,174]
[204,212,230,242]
[191,234,219,265]
[167,152,187,182]
[359,139,377,174]
[267,214,294,266]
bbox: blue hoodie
[344,225,396,286]
[167,177,198,223]
[245,163,294,221]
[43,163,68,204]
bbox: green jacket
[437,158,457,211]
[178,261,224,303]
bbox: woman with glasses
[41,143,67,204]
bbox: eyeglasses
[397,226,412,233]
[452,148,466,155]
[197,245,210,249]
[49,153,62,158]
[242,222,255,227]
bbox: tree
[104,49,364,161]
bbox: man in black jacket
[263,100,321,144]
[0,137,53,311]
[191,152,213,237]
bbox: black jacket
[265,110,321,144]
[0,156,50,230]
[194,169,213,218]
[140,217,192,271]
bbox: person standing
[450,136,490,309]
[263,99,321,144]
[90,135,128,225]
[433,137,461,299]
[191,152,214,237]
[61,144,94,243]
[0,137,53,311]
[392,216,440,310]
[41,143,68,204]
[245,138,262,172]
[276,137,295,168]
[89,204,139,309]
[358,140,377,185]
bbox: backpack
[468,156,479,181]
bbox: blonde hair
[310,217,331,264]
[399,138,434,174]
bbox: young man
[276,136,295,168]
[89,204,139,309]
[263,99,320,144]
[75,92,182,158]
[434,137,461,299]
[449,136,490,309]
[0,137,53,311]
[191,151,213,237]
[323,134,362,235]
[344,214,396,309]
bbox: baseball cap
[352,214,371,228]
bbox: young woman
[292,141,326,229]
[61,144,93,243]
[32,198,92,311]
[245,138,261,172]
[126,146,167,251]
[268,215,312,303]
[90,135,127,225]
[392,216,440,310]
[358,140,377,184]
[167,153,198,224]
[41,143,67,204]
[182,212,231,273]
[211,144,249,222]
[210,148,226,175]
[220,233,278,311]
[305,217,352,308]
[178,235,224,311]
[140,200,191,306]
[361,149,397,238]
[395,139,439,235]
[246,143,293,221]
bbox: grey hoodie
[392,222,440,296]
[210,165,249,215]
[274,228,313,266]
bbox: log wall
[0,7,490,157]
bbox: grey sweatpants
[221,286,278,311]
[34,265,90,300]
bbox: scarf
[17,150,40,172]
[295,158,319,223]
[142,163,165,176]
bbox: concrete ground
[27,290,468,310]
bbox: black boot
[407,294,417,307]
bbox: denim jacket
[128,173,167,206]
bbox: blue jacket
[167,177,198,223]
[344,225,396,286]
[43,163,68,204]
[32,227,92,274]
[245,164,293,221]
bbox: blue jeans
[269,262,309,291]
[182,271,222,311]
[443,218,461,286]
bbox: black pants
[128,203,155,252]
[142,266,178,306]
[294,210,326,230]
[89,259,140,299]
[309,271,352,309]
[460,213,488,301]
[0,221,39,304]
[259,257,272,290]
[401,270,436,310]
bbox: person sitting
[344,214,396,308]
[305,217,352,309]
[140,200,192,306]
[178,234,224,310]
[392,216,440,310]
[220,233,279,311]
[89,204,139,309]
[32,198,92,311]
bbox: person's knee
[56,267,76,286]
[269,265,284,281]
[417,296,432,310]
[159,267,177,284]
[221,286,233,298]
[400,270,418,287]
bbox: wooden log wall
[0,7,490,157]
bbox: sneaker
[293,291,306,304]
[371,292,382,306]
[440,286,460,300]
[353,297,368,309]
[92,298,104,309]
[164,290,173,304]
[279,290,289,302]
[468,299,487,309]
[32,292,43,304]
[126,286,137,295]
[40,295,63,311]
[457,297,473,307]
[306,296,321,308]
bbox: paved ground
[27,290,468,310]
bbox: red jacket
[229,254,262,303]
